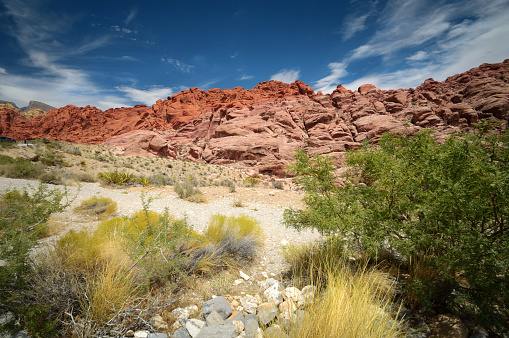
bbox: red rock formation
[1,60,508,176]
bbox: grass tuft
[205,214,264,246]
[73,196,118,220]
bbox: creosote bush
[284,125,509,329]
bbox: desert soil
[0,177,322,278]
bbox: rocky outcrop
[1,60,508,176]
[20,100,55,113]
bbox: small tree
[284,126,509,329]
[0,184,72,332]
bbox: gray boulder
[202,296,233,320]
[195,324,238,338]
[173,327,191,338]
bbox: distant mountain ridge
[0,100,55,112]
[0,60,507,176]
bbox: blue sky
[0,0,508,110]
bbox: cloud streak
[270,69,300,83]
[315,0,509,93]
[117,86,174,105]
[162,58,195,73]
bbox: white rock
[240,294,259,314]
[186,318,205,338]
[264,281,283,306]
[234,279,243,285]
[282,286,302,302]
[258,277,277,290]
[280,239,290,246]
[261,271,269,279]
[239,270,250,280]
[185,304,199,318]
[134,330,149,338]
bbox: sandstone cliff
[1,60,507,176]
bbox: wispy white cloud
[314,62,348,93]
[117,86,174,105]
[125,8,138,25]
[162,58,195,73]
[110,25,136,34]
[0,67,7,75]
[341,0,378,40]
[315,0,509,93]
[240,75,253,80]
[230,52,239,59]
[270,69,300,83]
[0,0,139,109]
[342,14,370,40]
[406,51,428,61]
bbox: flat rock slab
[195,324,238,338]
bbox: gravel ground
[0,177,322,276]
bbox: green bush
[0,157,43,178]
[0,184,71,335]
[39,151,67,166]
[98,169,134,186]
[243,176,260,187]
[39,171,64,185]
[136,175,152,186]
[284,126,509,329]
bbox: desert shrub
[73,195,117,220]
[243,176,260,187]
[0,184,71,335]
[0,154,15,164]
[39,170,64,185]
[148,173,174,186]
[97,169,134,186]
[174,181,206,203]
[284,126,509,329]
[205,214,264,246]
[66,147,82,156]
[75,172,96,182]
[136,175,152,186]
[39,151,67,166]
[0,157,43,178]
[186,192,207,203]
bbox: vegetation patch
[284,124,509,330]
[174,180,207,203]
[98,169,135,186]
[73,195,118,220]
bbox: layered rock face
[1,60,508,176]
